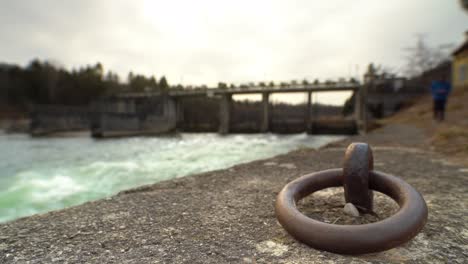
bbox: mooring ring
[275,169,428,255]
[343,143,374,212]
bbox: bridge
[28,83,369,137]
[115,83,359,97]
[113,82,368,135]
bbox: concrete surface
[1,124,467,263]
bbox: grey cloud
[0,0,466,86]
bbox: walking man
[431,77,451,121]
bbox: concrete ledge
[1,124,467,263]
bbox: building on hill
[362,53,455,119]
[452,31,468,90]
[362,64,428,119]
[365,76,426,118]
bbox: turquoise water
[0,132,343,223]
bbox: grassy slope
[381,87,468,165]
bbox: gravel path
[1,124,467,263]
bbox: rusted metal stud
[343,143,374,213]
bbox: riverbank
[1,122,467,263]
[0,133,342,223]
[380,87,468,166]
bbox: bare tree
[363,63,397,82]
[402,35,453,78]
[373,64,398,79]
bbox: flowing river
[0,132,343,223]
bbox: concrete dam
[28,83,369,137]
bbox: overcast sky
[0,0,466,104]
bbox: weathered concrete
[122,82,366,135]
[0,118,30,133]
[260,92,270,133]
[306,91,312,131]
[30,105,90,136]
[91,96,177,138]
[175,99,184,128]
[218,94,231,134]
[1,124,467,263]
[121,83,359,98]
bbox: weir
[29,105,90,136]
[219,94,231,134]
[199,83,365,135]
[261,92,269,133]
[29,83,369,137]
[90,95,177,138]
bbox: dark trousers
[433,99,446,121]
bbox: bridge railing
[112,82,360,98]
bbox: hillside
[381,87,468,165]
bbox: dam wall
[30,105,90,136]
[91,96,177,137]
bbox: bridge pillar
[355,84,368,134]
[354,89,361,123]
[219,94,232,134]
[305,91,312,132]
[362,84,369,133]
[175,99,184,129]
[261,92,270,132]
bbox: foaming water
[0,133,344,223]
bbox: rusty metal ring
[275,169,428,254]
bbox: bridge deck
[114,84,359,98]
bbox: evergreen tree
[159,76,169,90]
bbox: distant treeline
[0,60,172,109]
[0,59,360,111]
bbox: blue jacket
[431,81,451,100]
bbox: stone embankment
[1,124,467,263]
